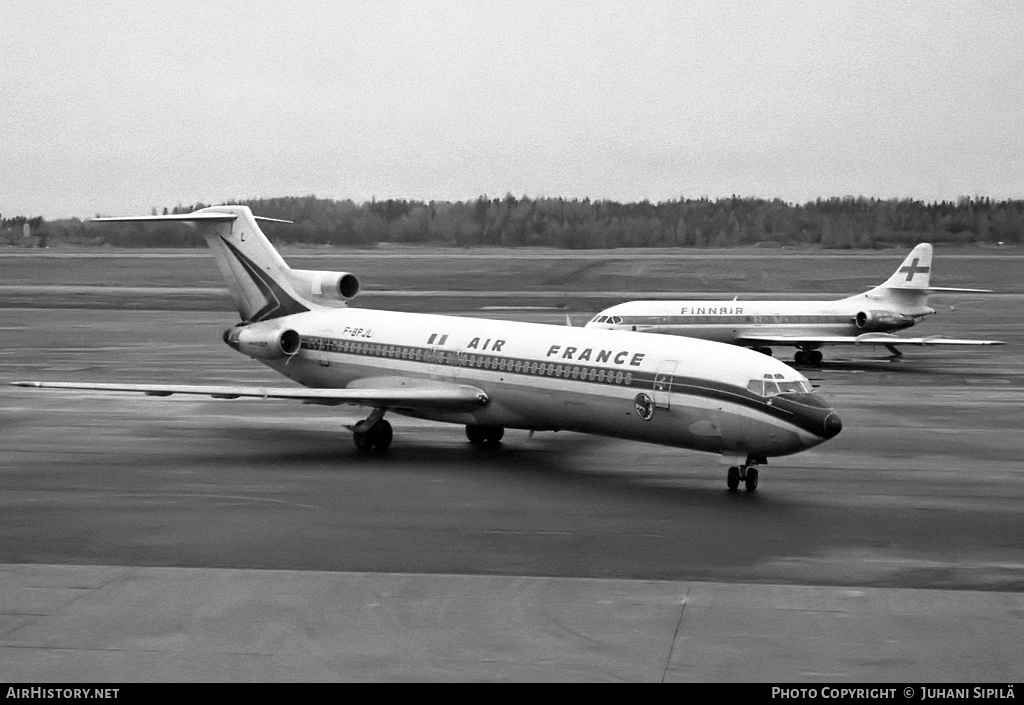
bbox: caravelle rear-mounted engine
[223,324,301,360]
[854,310,914,333]
[287,269,360,305]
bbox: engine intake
[224,325,301,360]
[288,269,360,303]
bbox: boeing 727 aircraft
[14,206,841,491]
[587,243,1004,365]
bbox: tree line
[12,195,1024,249]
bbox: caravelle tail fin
[880,243,933,290]
[846,243,991,305]
[94,206,358,322]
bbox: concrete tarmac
[4,564,1022,682]
[1,307,1023,681]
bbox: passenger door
[653,360,677,409]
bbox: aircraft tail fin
[93,206,312,322]
[847,242,993,304]
[881,243,934,290]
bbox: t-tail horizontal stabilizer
[91,206,368,323]
[93,213,293,224]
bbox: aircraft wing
[11,379,489,410]
[737,333,1006,347]
[913,287,993,294]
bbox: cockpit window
[748,377,813,397]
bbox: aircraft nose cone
[822,412,843,439]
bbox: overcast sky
[3,0,1023,219]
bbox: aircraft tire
[810,351,823,365]
[467,424,504,446]
[795,351,808,365]
[353,429,374,452]
[727,466,740,491]
[466,424,487,445]
[354,419,392,452]
[744,467,759,492]
[374,420,393,451]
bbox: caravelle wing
[738,333,1005,347]
[917,287,993,294]
[11,379,489,410]
[850,334,1006,346]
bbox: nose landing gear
[727,457,763,492]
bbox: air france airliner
[13,206,841,491]
[587,244,1004,364]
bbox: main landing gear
[351,408,393,452]
[466,424,504,446]
[727,458,763,493]
[349,416,506,452]
[794,349,823,366]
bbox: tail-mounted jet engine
[854,310,914,333]
[223,324,301,360]
[287,269,360,305]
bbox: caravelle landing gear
[794,349,823,366]
[350,408,393,452]
[466,424,504,446]
[727,457,763,493]
[753,346,773,356]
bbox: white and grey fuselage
[585,243,1003,357]
[238,306,841,459]
[587,297,923,345]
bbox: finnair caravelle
[13,206,842,492]
[587,243,1004,364]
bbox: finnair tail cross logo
[899,258,930,281]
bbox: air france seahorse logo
[634,393,654,421]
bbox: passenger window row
[302,337,636,385]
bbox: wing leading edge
[11,379,489,410]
